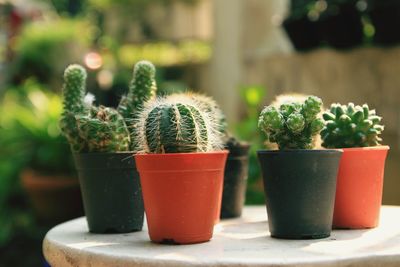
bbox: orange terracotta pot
[135,151,228,244]
[21,169,84,225]
[333,146,389,229]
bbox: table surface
[43,206,400,267]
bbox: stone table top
[43,206,400,267]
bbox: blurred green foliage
[0,79,74,175]
[0,79,74,246]
[118,40,211,67]
[235,85,267,205]
[9,19,93,85]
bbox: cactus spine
[136,95,223,153]
[258,96,324,149]
[60,64,130,153]
[321,103,384,148]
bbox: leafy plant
[258,96,324,149]
[0,79,74,174]
[321,102,384,148]
[135,93,224,153]
[10,19,92,85]
[60,60,157,153]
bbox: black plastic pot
[220,143,250,219]
[283,16,321,52]
[257,149,342,239]
[318,4,364,49]
[369,3,400,46]
[73,152,144,233]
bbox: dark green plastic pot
[257,149,342,239]
[220,143,250,219]
[73,152,144,233]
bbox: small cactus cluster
[321,103,384,148]
[60,60,157,153]
[258,96,324,149]
[136,93,224,154]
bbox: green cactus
[76,106,130,152]
[258,96,324,149]
[59,64,89,152]
[60,64,130,153]
[118,61,157,122]
[169,92,228,141]
[118,60,157,150]
[136,96,223,153]
[321,103,384,148]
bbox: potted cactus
[257,96,342,239]
[176,92,250,219]
[59,61,156,233]
[134,93,228,244]
[321,103,389,228]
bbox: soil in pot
[220,143,250,219]
[257,149,342,239]
[135,151,228,244]
[333,146,389,229]
[73,152,144,233]
[21,169,84,225]
[283,16,321,52]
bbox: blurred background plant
[235,85,267,205]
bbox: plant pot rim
[135,150,229,158]
[257,149,343,155]
[334,145,390,152]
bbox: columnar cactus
[60,64,130,153]
[59,64,89,152]
[118,60,157,149]
[321,103,384,148]
[258,96,324,149]
[136,95,223,153]
[118,61,157,123]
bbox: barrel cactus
[136,95,224,153]
[258,96,324,149]
[60,64,130,153]
[321,103,384,148]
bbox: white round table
[43,206,400,267]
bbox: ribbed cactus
[118,61,156,121]
[60,64,130,153]
[258,96,324,149]
[321,103,384,148]
[136,95,223,153]
[118,60,157,149]
[60,64,89,152]
[169,92,228,140]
